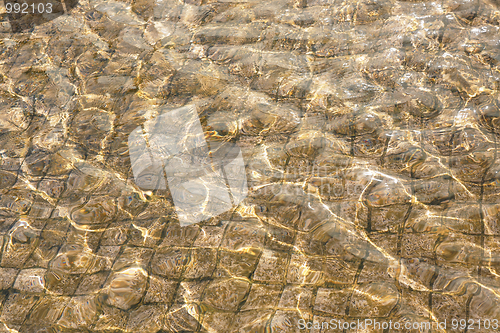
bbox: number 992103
[5,2,53,14]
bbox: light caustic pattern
[0,0,500,332]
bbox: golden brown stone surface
[1,0,500,332]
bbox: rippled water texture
[1,0,500,332]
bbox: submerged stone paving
[0,0,500,332]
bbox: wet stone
[160,223,200,247]
[220,220,266,251]
[75,271,109,295]
[1,234,40,269]
[126,304,163,333]
[164,303,201,332]
[364,177,411,207]
[414,177,452,205]
[150,247,190,279]
[349,282,399,317]
[371,204,411,232]
[469,287,500,320]
[294,230,326,256]
[104,267,148,310]
[183,248,217,279]
[215,249,260,278]
[0,171,17,190]
[192,225,225,248]
[203,278,250,311]
[233,309,274,333]
[402,233,441,259]
[314,288,350,316]
[70,197,117,226]
[265,225,296,250]
[0,293,38,325]
[94,305,129,331]
[13,268,46,293]
[101,221,130,246]
[241,284,282,310]
[44,271,84,295]
[112,246,154,271]
[49,245,97,275]
[144,275,177,304]
[323,258,358,285]
[253,249,289,283]
[483,204,500,235]
[24,296,69,326]
[201,312,235,333]
[128,218,166,247]
[383,141,427,175]
[57,295,100,329]
[0,268,18,290]
[287,254,324,285]
[398,88,442,118]
[450,152,494,183]
[442,204,482,234]
[477,101,500,134]
[174,281,209,304]
[278,285,314,311]
[436,235,482,264]
[94,246,121,272]
[433,293,468,323]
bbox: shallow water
[0,0,500,332]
